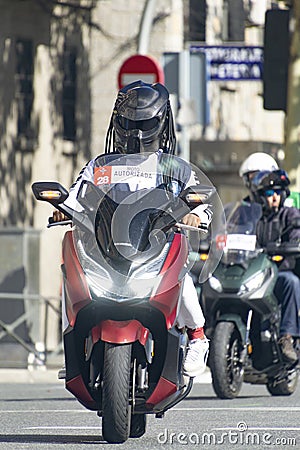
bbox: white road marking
[213,426,300,431]
[174,407,300,411]
[0,410,90,413]
[24,426,100,430]
[1,406,300,414]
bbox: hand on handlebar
[181,213,201,228]
[51,210,69,223]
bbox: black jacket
[256,206,300,271]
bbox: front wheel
[102,343,132,444]
[267,369,299,396]
[210,321,244,399]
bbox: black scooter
[201,201,300,399]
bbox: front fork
[217,310,253,365]
[240,310,253,363]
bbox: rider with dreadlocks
[53,80,212,377]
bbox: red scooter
[32,153,215,443]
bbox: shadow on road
[0,434,106,445]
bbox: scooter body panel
[31,153,216,441]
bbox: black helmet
[105,80,176,155]
[251,169,290,211]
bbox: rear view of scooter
[201,201,300,399]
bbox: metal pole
[285,1,300,191]
[138,0,157,54]
[179,50,191,162]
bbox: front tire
[102,343,132,443]
[210,321,244,399]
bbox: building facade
[0,0,286,351]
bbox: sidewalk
[0,368,60,384]
[0,367,212,384]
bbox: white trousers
[176,273,205,330]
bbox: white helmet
[239,152,279,189]
[239,152,278,177]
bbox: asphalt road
[0,369,299,449]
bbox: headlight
[76,238,167,302]
[209,276,223,293]
[85,261,162,302]
[85,270,111,297]
[86,271,138,302]
[131,243,170,279]
[76,239,110,278]
[239,270,266,294]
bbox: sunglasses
[264,189,282,197]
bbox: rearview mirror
[180,185,216,205]
[31,182,69,207]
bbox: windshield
[225,201,262,235]
[219,201,262,265]
[69,153,224,298]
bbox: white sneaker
[183,338,209,377]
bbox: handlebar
[175,223,208,233]
[47,218,73,228]
[266,241,300,257]
[46,219,208,232]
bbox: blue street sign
[190,45,263,81]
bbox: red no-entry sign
[118,54,165,89]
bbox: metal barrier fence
[0,292,62,368]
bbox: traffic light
[263,9,290,111]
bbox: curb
[0,368,61,384]
[0,368,212,384]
